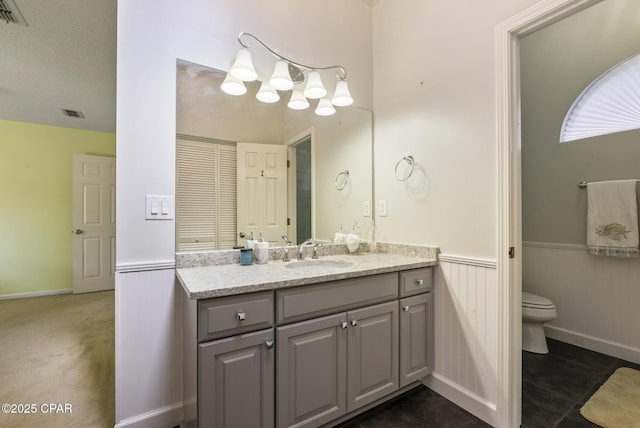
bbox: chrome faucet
[298,239,314,260]
[282,236,292,262]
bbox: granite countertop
[177,252,437,300]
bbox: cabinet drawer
[276,273,398,325]
[198,291,274,342]
[399,268,432,297]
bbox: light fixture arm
[238,32,347,80]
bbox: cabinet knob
[416,279,424,286]
[341,322,348,329]
[264,340,274,350]
[351,320,357,326]
[403,305,410,312]
[236,312,246,321]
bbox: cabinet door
[276,313,347,428]
[347,301,399,412]
[399,293,432,387]
[198,328,274,428]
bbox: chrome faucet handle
[312,243,323,259]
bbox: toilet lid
[522,292,555,309]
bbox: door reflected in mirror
[175,59,373,251]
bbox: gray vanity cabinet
[188,290,275,428]
[183,266,433,428]
[198,328,275,428]
[275,275,401,428]
[276,313,347,428]
[399,292,432,387]
[347,301,399,411]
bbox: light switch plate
[363,201,371,217]
[145,195,174,220]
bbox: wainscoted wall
[424,256,498,426]
[523,242,640,364]
[115,268,183,428]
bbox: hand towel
[587,180,638,251]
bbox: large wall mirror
[175,59,373,251]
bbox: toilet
[522,292,557,354]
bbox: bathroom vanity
[177,252,436,428]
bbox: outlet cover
[379,200,387,217]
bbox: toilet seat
[522,292,555,310]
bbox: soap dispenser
[254,231,269,264]
[345,221,360,254]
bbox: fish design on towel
[595,223,631,241]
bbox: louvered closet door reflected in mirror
[176,137,237,251]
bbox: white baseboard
[545,325,640,365]
[0,288,72,300]
[423,373,497,427]
[114,401,182,428]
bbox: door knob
[73,229,84,235]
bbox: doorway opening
[496,0,603,426]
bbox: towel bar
[577,179,640,189]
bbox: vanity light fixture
[222,32,353,116]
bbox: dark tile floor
[522,338,640,428]
[337,338,640,427]
[336,386,490,428]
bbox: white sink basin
[285,259,354,272]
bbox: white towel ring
[395,156,415,181]
[334,170,350,190]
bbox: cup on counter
[240,248,253,265]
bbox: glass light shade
[220,72,247,96]
[332,80,353,106]
[315,98,336,116]
[288,90,310,110]
[269,61,294,91]
[304,71,327,99]
[229,48,257,81]
[256,81,280,103]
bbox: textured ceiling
[0,0,116,133]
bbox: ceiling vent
[62,109,85,119]
[0,0,27,26]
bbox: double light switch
[145,195,174,220]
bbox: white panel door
[237,143,287,245]
[72,154,116,294]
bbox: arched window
[560,52,640,143]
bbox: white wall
[116,1,373,426]
[372,0,540,260]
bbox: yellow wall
[0,119,116,297]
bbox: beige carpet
[581,367,640,428]
[0,291,114,428]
